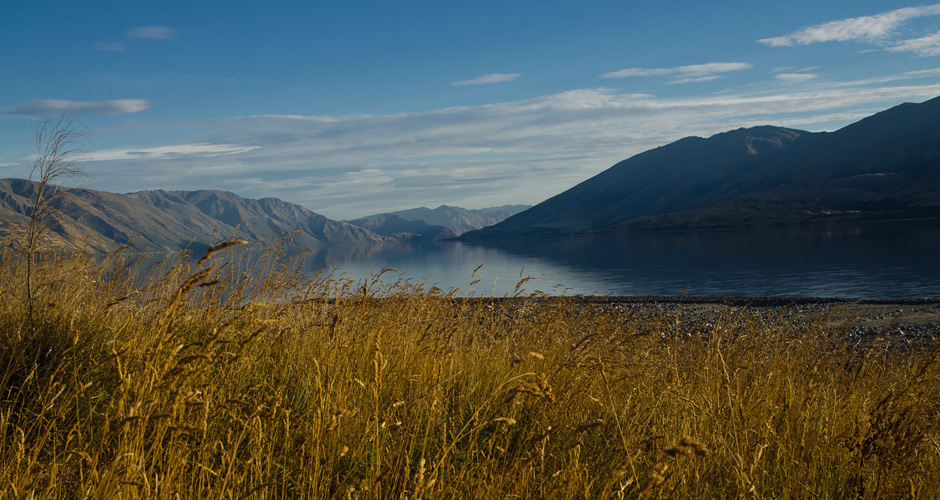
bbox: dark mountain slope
[465,126,812,237]
[462,96,940,239]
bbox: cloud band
[9,99,152,116]
[451,73,521,86]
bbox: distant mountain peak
[353,204,532,235]
[345,213,456,240]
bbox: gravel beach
[472,295,940,350]
[573,296,940,349]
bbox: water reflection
[296,219,940,298]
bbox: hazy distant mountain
[462,96,940,240]
[360,205,531,235]
[0,180,387,253]
[345,213,457,240]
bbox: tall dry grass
[0,240,938,499]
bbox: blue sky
[3,0,940,219]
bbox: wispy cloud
[451,73,520,86]
[9,99,152,116]
[87,143,259,162]
[772,66,819,73]
[94,42,127,52]
[669,75,722,84]
[900,66,940,77]
[817,67,940,89]
[601,62,752,83]
[759,4,940,47]
[774,73,818,82]
[888,31,940,56]
[95,25,175,54]
[128,26,176,40]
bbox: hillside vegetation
[0,179,387,254]
[1,239,939,498]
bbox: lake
[298,219,940,298]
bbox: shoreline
[559,295,940,307]
[454,295,940,346]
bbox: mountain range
[344,213,457,240]
[350,205,531,236]
[0,179,525,253]
[461,95,940,240]
[3,96,938,251]
[0,181,391,253]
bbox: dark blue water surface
[300,219,940,298]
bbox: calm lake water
[299,219,940,298]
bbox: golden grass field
[1,240,938,499]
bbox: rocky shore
[472,295,940,350]
[583,296,940,350]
